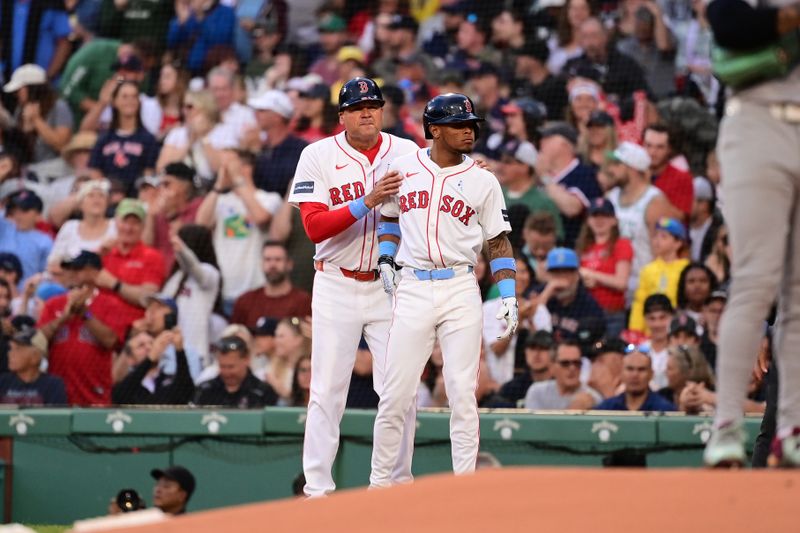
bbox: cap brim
[150,468,166,481]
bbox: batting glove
[496,297,519,339]
[378,255,399,295]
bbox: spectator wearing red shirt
[143,163,203,273]
[38,251,127,405]
[643,124,693,222]
[230,242,312,329]
[95,199,167,328]
[576,198,633,338]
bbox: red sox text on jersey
[397,191,476,226]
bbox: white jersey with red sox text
[288,130,419,269]
[381,149,512,268]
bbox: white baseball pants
[303,267,416,497]
[370,271,483,487]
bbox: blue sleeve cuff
[348,197,370,219]
[379,240,398,258]
[497,279,516,299]
[377,222,401,238]
[490,257,516,275]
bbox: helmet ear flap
[424,120,433,139]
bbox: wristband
[377,221,401,238]
[348,197,370,219]
[497,279,516,299]
[490,257,516,275]
[378,240,398,258]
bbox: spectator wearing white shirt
[206,66,256,145]
[524,339,602,410]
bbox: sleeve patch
[502,209,509,222]
[293,181,315,194]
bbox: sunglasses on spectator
[556,359,582,369]
[625,343,651,355]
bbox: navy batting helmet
[338,77,385,111]
[422,93,484,139]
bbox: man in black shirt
[193,336,278,408]
[0,328,67,406]
[346,338,379,408]
[511,38,568,121]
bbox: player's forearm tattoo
[486,235,515,281]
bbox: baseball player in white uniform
[287,78,420,497]
[370,94,519,486]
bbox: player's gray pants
[371,271,482,487]
[715,98,800,433]
[303,268,416,496]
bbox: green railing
[0,408,763,525]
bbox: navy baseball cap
[0,252,23,280]
[546,247,579,271]
[145,293,178,314]
[588,197,615,216]
[540,122,578,146]
[252,316,278,336]
[388,14,418,32]
[8,189,43,212]
[643,293,673,315]
[151,466,196,499]
[669,314,699,337]
[587,110,614,128]
[61,250,103,270]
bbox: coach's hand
[378,255,399,295]
[365,170,403,209]
[496,297,519,340]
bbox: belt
[314,260,378,282]
[768,102,800,123]
[412,266,473,281]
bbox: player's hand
[378,255,399,294]
[364,170,402,209]
[496,297,519,340]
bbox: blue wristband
[379,240,398,258]
[377,221,401,238]
[490,257,516,275]
[497,279,516,299]
[348,197,370,219]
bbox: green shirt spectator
[59,38,120,126]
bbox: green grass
[24,526,69,533]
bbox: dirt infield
[100,467,798,533]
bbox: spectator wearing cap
[1,190,53,285]
[700,289,727,370]
[3,64,74,164]
[97,0,173,55]
[496,139,564,240]
[143,163,203,272]
[250,316,278,378]
[0,0,71,80]
[42,132,99,226]
[628,217,689,333]
[331,45,369,100]
[668,313,700,349]
[419,1,467,59]
[0,254,23,301]
[689,176,723,263]
[605,141,676,301]
[524,339,602,410]
[38,251,127,405]
[444,12,501,76]
[535,247,604,342]
[492,330,555,407]
[161,224,221,369]
[242,17,284,82]
[94,199,167,328]
[230,241,311,329]
[0,327,66,406]
[138,293,203,381]
[86,81,159,196]
[595,349,677,411]
[48,179,116,267]
[112,325,195,406]
[468,64,509,139]
[156,89,235,186]
[575,198,632,338]
[247,90,309,196]
[196,149,283,313]
[616,3,676,100]
[536,122,602,248]
[637,293,674,388]
[579,110,617,170]
[512,39,568,122]
[206,67,257,145]
[293,82,341,144]
[643,124,693,222]
[563,18,650,101]
[168,0,235,75]
[193,335,278,407]
[346,338,379,408]
[151,465,196,515]
[586,338,627,399]
[309,13,350,86]
[566,80,601,134]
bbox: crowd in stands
[0,0,764,415]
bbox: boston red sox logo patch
[358,81,369,93]
[464,98,472,113]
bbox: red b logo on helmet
[358,81,369,93]
[464,98,472,113]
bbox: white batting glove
[377,255,399,295]
[496,297,519,340]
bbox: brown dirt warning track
[98,467,799,533]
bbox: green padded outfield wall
[0,408,763,525]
